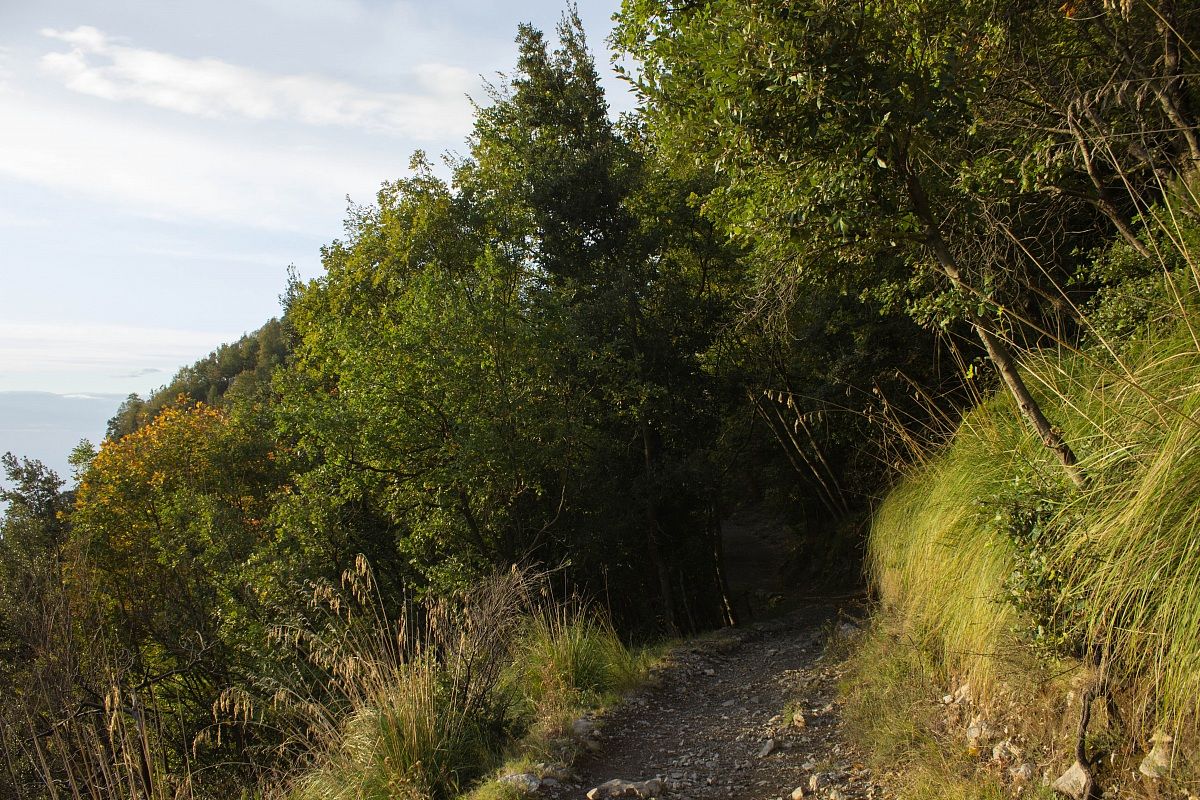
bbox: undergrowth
[253,563,651,800]
[859,244,1200,793]
[842,622,1058,800]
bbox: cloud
[0,92,390,231]
[0,209,51,229]
[132,244,291,268]
[0,322,237,376]
[113,367,164,379]
[0,46,16,95]
[39,26,475,140]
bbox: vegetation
[3,0,1200,797]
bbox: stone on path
[586,777,666,799]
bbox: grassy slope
[854,306,1200,796]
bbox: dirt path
[542,605,893,800]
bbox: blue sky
[0,0,632,478]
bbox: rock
[704,668,716,676]
[1138,731,1174,779]
[498,773,541,794]
[585,738,603,752]
[757,738,776,758]
[1009,763,1034,785]
[539,763,575,782]
[586,778,666,799]
[808,773,824,792]
[828,790,846,800]
[801,760,817,771]
[721,699,736,708]
[991,739,1021,764]
[641,778,665,797]
[966,715,992,755]
[572,718,597,739]
[1052,760,1091,800]
[789,787,806,800]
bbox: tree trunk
[904,168,1089,489]
[709,500,738,627]
[641,424,679,633]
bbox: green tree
[615,0,1108,486]
[462,13,745,628]
[278,15,744,631]
[0,455,78,796]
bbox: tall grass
[1047,328,1200,731]
[259,563,646,800]
[867,305,1200,734]
[867,394,1030,697]
[506,598,646,721]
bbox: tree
[72,398,284,767]
[464,13,745,628]
[0,455,79,796]
[277,14,745,631]
[615,0,1110,486]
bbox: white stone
[585,777,666,799]
[1138,731,1174,778]
[1009,762,1034,785]
[1052,760,1091,800]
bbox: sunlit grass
[868,307,1200,737]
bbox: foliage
[259,565,644,800]
[277,15,743,630]
[70,397,286,776]
[870,294,1200,732]
[992,482,1085,659]
[9,2,1200,796]
[107,318,288,439]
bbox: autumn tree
[71,398,284,765]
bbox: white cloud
[132,244,291,268]
[0,46,15,94]
[0,322,239,376]
[0,208,51,228]
[39,26,475,140]
[0,92,391,231]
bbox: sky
[0,0,633,479]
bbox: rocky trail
[537,604,894,800]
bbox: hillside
[2,2,1199,799]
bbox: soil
[536,505,891,800]
[540,602,893,800]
